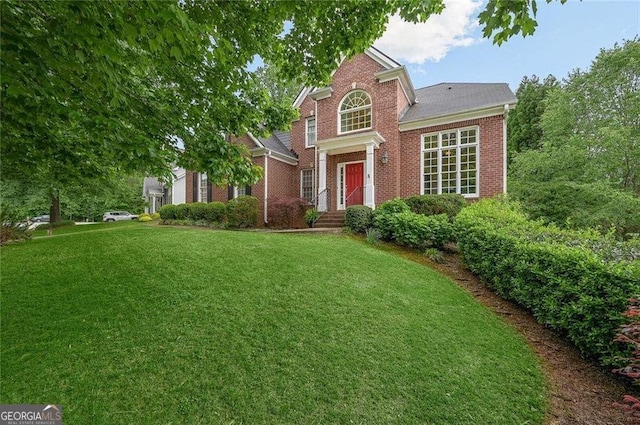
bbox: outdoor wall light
[381,151,389,164]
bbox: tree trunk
[49,192,62,225]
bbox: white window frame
[338,90,372,135]
[233,186,246,198]
[305,117,316,148]
[420,126,479,198]
[198,173,208,202]
[300,169,315,202]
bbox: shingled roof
[254,131,296,160]
[400,83,516,123]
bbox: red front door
[345,162,364,207]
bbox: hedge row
[158,196,259,228]
[454,198,640,365]
[346,196,458,249]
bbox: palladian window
[339,90,372,133]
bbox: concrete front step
[314,211,346,228]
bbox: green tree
[253,62,301,106]
[507,74,559,161]
[511,38,640,194]
[1,0,565,223]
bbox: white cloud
[374,0,483,64]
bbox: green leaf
[170,46,182,60]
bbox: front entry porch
[315,130,385,212]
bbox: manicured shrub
[405,194,467,219]
[187,202,209,221]
[454,198,640,366]
[376,198,411,215]
[267,197,308,229]
[158,204,178,220]
[388,211,453,249]
[150,212,160,220]
[373,198,411,240]
[205,202,227,224]
[345,205,373,234]
[227,196,260,228]
[174,203,190,220]
[139,213,152,222]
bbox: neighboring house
[142,167,186,214]
[170,47,516,223]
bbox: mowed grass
[1,226,546,424]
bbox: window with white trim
[339,90,372,133]
[300,169,315,202]
[305,117,316,147]
[422,127,478,197]
[199,173,208,202]
[228,185,252,200]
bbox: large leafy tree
[1,0,562,223]
[507,74,559,162]
[511,38,640,194]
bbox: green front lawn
[1,226,546,424]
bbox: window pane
[423,134,438,150]
[200,173,208,202]
[301,169,314,202]
[306,117,316,146]
[442,131,457,147]
[459,146,477,195]
[460,128,477,145]
[441,149,457,193]
[423,150,438,194]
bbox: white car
[103,211,139,222]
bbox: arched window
[339,90,372,133]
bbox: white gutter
[314,97,319,206]
[264,151,270,224]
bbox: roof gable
[295,47,416,107]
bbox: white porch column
[318,150,328,212]
[365,143,375,209]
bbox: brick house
[172,47,516,224]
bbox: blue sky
[374,0,639,91]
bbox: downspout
[503,104,509,194]
[314,97,319,207]
[264,151,270,224]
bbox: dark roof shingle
[400,83,516,123]
[256,131,296,159]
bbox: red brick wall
[399,115,505,199]
[289,53,406,211]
